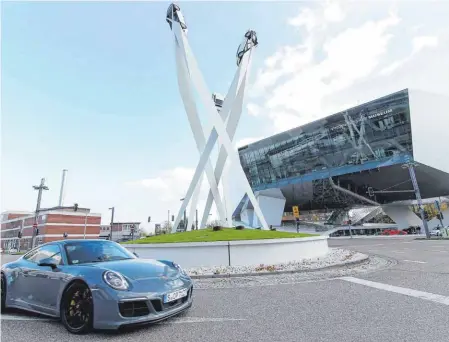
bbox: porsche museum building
[234,89,449,229]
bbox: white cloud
[246,103,261,117]
[380,34,439,75]
[248,1,449,135]
[323,1,346,22]
[127,166,225,227]
[236,136,264,148]
[412,35,439,53]
[128,167,194,202]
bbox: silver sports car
[1,239,193,334]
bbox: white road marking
[344,243,385,248]
[340,277,449,306]
[0,314,53,321]
[0,313,246,325]
[159,317,246,324]
[402,260,427,264]
[392,251,405,254]
[194,277,337,290]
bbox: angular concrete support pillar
[240,189,286,228]
[381,205,423,229]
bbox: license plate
[164,288,188,303]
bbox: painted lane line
[194,277,338,290]
[345,244,386,248]
[0,314,53,321]
[0,313,246,325]
[402,260,427,264]
[159,317,246,324]
[340,277,449,306]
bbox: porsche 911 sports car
[1,239,193,334]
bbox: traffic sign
[292,206,300,218]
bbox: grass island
[123,228,317,244]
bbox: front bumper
[91,285,194,330]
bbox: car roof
[41,239,115,247]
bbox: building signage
[329,108,393,132]
[368,108,393,119]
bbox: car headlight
[103,271,129,291]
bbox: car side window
[25,245,62,265]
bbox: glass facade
[239,89,413,191]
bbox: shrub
[235,225,244,230]
[213,226,222,231]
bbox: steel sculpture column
[166,3,269,232]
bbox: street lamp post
[195,209,198,230]
[32,178,49,248]
[109,207,115,241]
[180,198,187,231]
[83,211,88,239]
[167,209,170,232]
[402,160,430,238]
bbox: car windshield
[64,240,136,265]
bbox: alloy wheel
[62,283,93,334]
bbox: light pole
[131,224,135,241]
[83,211,88,239]
[167,210,170,232]
[32,178,49,248]
[348,210,353,238]
[180,198,187,231]
[402,160,430,238]
[195,209,198,230]
[109,207,115,241]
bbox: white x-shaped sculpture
[166,3,269,232]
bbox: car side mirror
[38,257,58,269]
[132,252,139,258]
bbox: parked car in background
[430,229,441,237]
[381,229,408,236]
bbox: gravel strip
[187,248,367,278]
[192,254,396,289]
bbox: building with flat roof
[235,89,449,228]
[1,207,101,251]
[99,222,141,242]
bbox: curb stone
[189,254,369,279]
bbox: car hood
[88,258,179,280]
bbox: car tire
[60,281,94,334]
[1,273,6,313]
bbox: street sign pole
[435,200,447,237]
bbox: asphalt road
[2,237,449,342]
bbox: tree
[206,219,221,229]
[161,221,172,234]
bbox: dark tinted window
[24,244,62,265]
[64,241,135,265]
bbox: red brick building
[1,207,101,251]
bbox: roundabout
[123,228,329,269]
